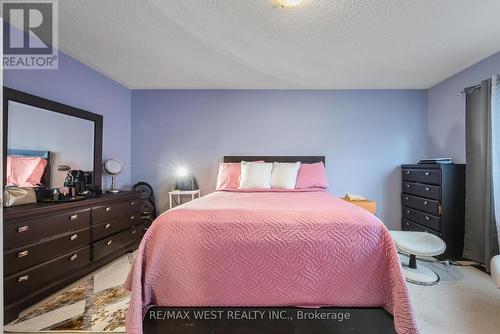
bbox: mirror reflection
[7,101,95,188]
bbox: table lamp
[174,167,198,191]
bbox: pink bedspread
[125,191,418,334]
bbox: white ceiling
[57,0,500,89]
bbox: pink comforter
[125,191,418,334]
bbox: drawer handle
[130,201,136,206]
[406,210,411,214]
[406,184,410,188]
[18,250,29,258]
[425,216,430,221]
[425,172,430,176]
[405,171,411,175]
[107,240,113,246]
[405,222,410,227]
[405,196,409,200]
[18,275,29,283]
[130,215,135,220]
[425,187,430,191]
[105,207,112,212]
[131,229,137,235]
[70,214,78,220]
[70,254,78,261]
[424,201,428,205]
[105,223,112,229]
[18,225,29,233]
[70,234,78,241]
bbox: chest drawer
[91,212,140,241]
[92,225,142,260]
[402,168,441,185]
[401,194,441,216]
[402,219,441,236]
[4,209,90,250]
[402,182,441,200]
[4,246,90,304]
[92,199,139,224]
[4,228,90,276]
[402,207,441,232]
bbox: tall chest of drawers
[401,164,465,260]
[3,192,143,323]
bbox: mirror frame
[3,87,103,190]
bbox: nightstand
[341,196,377,214]
[169,189,201,209]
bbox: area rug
[5,253,135,332]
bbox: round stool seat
[390,231,446,257]
[390,231,446,286]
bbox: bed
[125,156,418,334]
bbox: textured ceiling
[57,0,500,89]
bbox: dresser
[401,164,465,260]
[3,191,143,323]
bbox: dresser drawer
[402,219,441,236]
[402,207,441,232]
[92,225,141,260]
[402,168,441,185]
[4,228,90,276]
[4,209,91,250]
[4,246,90,304]
[92,199,139,224]
[91,212,140,241]
[401,194,441,216]
[402,182,441,200]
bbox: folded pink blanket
[125,191,418,334]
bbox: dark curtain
[464,76,500,271]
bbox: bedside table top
[169,189,200,195]
[341,197,376,214]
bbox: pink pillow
[216,163,241,190]
[6,156,47,187]
[216,160,265,190]
[295,162,328,189]
[27,158,48,186]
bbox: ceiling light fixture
[276,0,303,8]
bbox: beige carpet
[409,265,500,334]
[5,253,500,333]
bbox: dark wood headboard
[223,156,325,165]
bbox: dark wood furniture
[3,87,103,188]
[3,192,143,323]
[401,164,465,259]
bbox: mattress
[125,190,418,334]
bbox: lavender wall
[3,51,132,189]
[131,90,428,229]
[428,51,500,162]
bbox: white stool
[390,231,446,286]
[491,255,500,288]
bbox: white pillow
[239,161,273,189]
[271,162,301,189]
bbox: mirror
[3,88,103,191]
[7,101,95,187]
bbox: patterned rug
[5,253,135,332]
